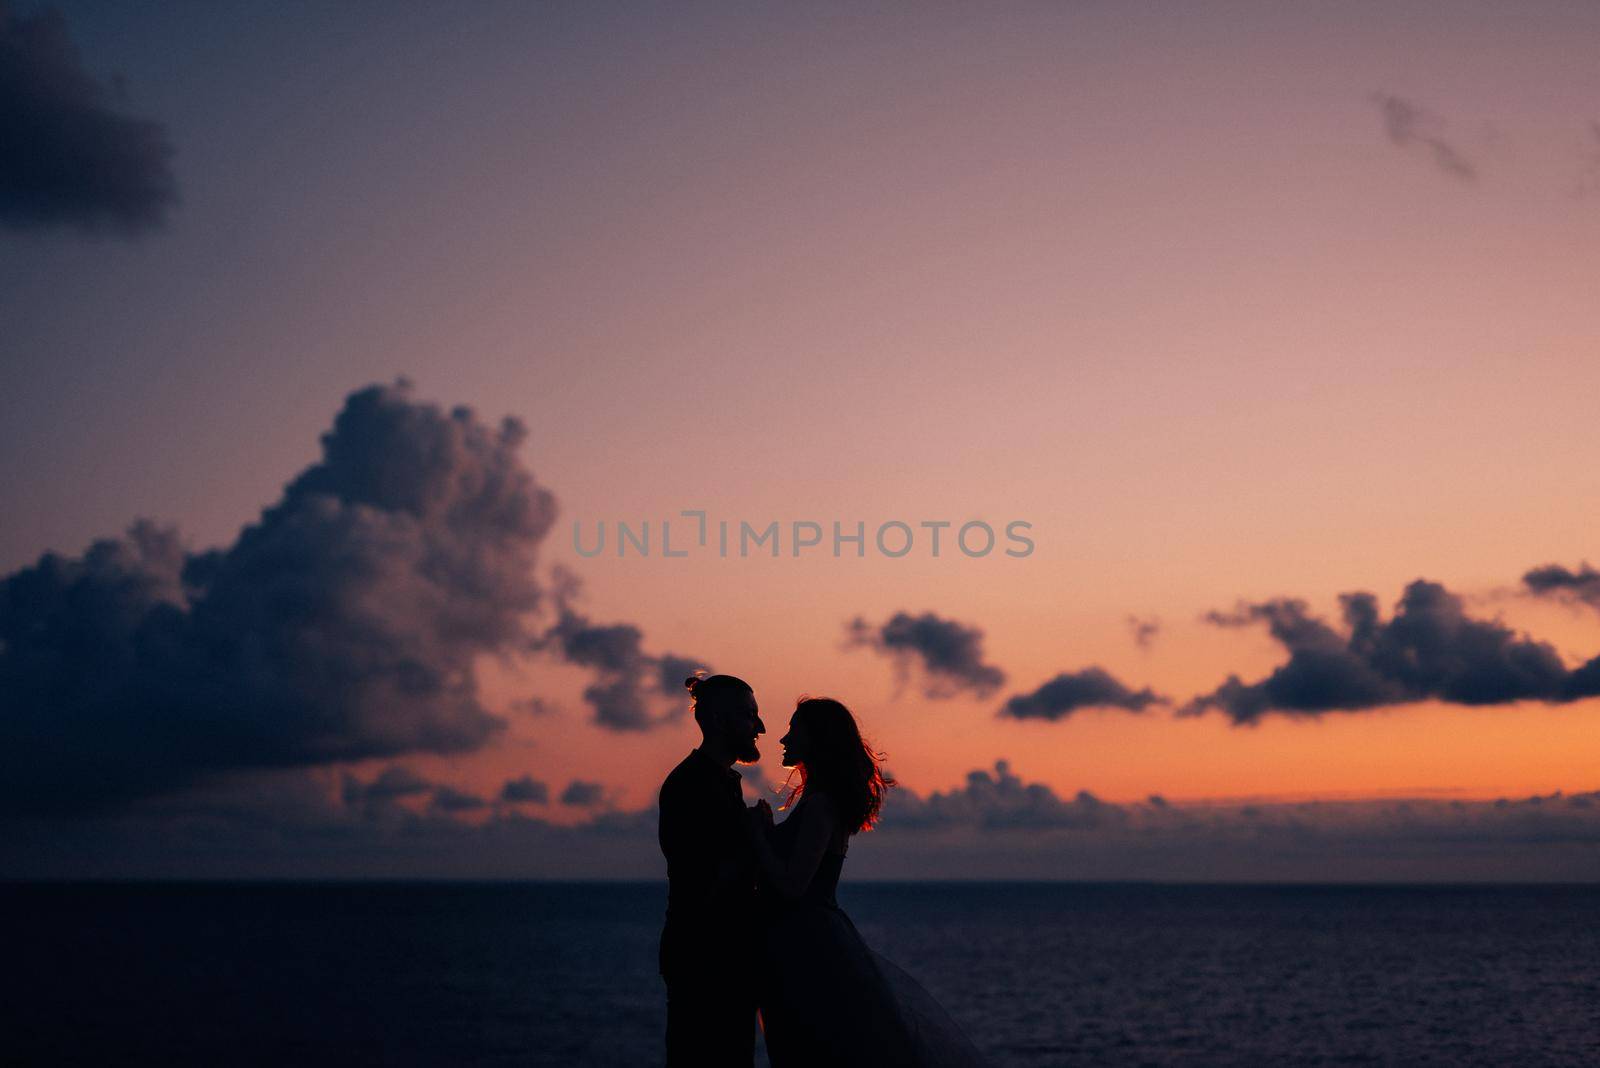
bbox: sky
[3,1,1599,880]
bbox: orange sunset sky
[3,2,1599,877]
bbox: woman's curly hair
[782,696,894,833]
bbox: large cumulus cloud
[1185,580,1600,724]
[0,380,557,815]
[0,3,178,234]
[845,611,1006,698]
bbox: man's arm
[712,857,748,891]
[745,794,835,901]
[709,790,756,897]
[658,776,694,864]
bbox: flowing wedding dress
[758,796,989,1068]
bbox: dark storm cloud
[1186,580,1600,724]
[560,780,605,807]
[1127,615,1160,650]
[998,667,1165,722]
[1522,561,1600,611]
[536,602,710,731]
[0,380,559,816]
[0,3,178,234]
[845,611,1006,698]
[499,775,549,804]
[1373,92,1476,182]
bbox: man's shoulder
[659,752,702,802]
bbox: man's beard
[734,734,760,763]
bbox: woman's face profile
[778,711,809,768]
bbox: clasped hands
[744,797,774,839]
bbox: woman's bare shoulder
[795,789,839,815]
[793,790,850,844]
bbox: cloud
[870,763,1600,882]
[1372,92,1477,182]
[885,760,1123,830]
[560,780,605,807]
[10,760,1594,882]
[0,380,560,816]
[845,611,1006,698]
[340,766,489,819]
[430,785,487,813]
[536,599,710,731]
[1186,580,1600,724]
[341,765,432,807]
[998,667,1165,721]
[499,775,549,804]
[0,4,178,234]
[1126,615,1160,649]
[654,653,709,696]
[1523,561,1600,612]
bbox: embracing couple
[658,673,987,1067]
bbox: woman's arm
[745,793,837,901]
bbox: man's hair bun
[684,672,753,724]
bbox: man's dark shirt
[658,748,755,980]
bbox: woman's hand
[745,799,774,837]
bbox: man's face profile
[720,692,764,764]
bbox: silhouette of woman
[744,696,988,1067]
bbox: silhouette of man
[658,673,765,1066]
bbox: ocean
[3,882,1596,1066]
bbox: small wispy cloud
[1372,92,1477,182]
[1127,615,1161,650]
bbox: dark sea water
[3,882,1597,1067]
